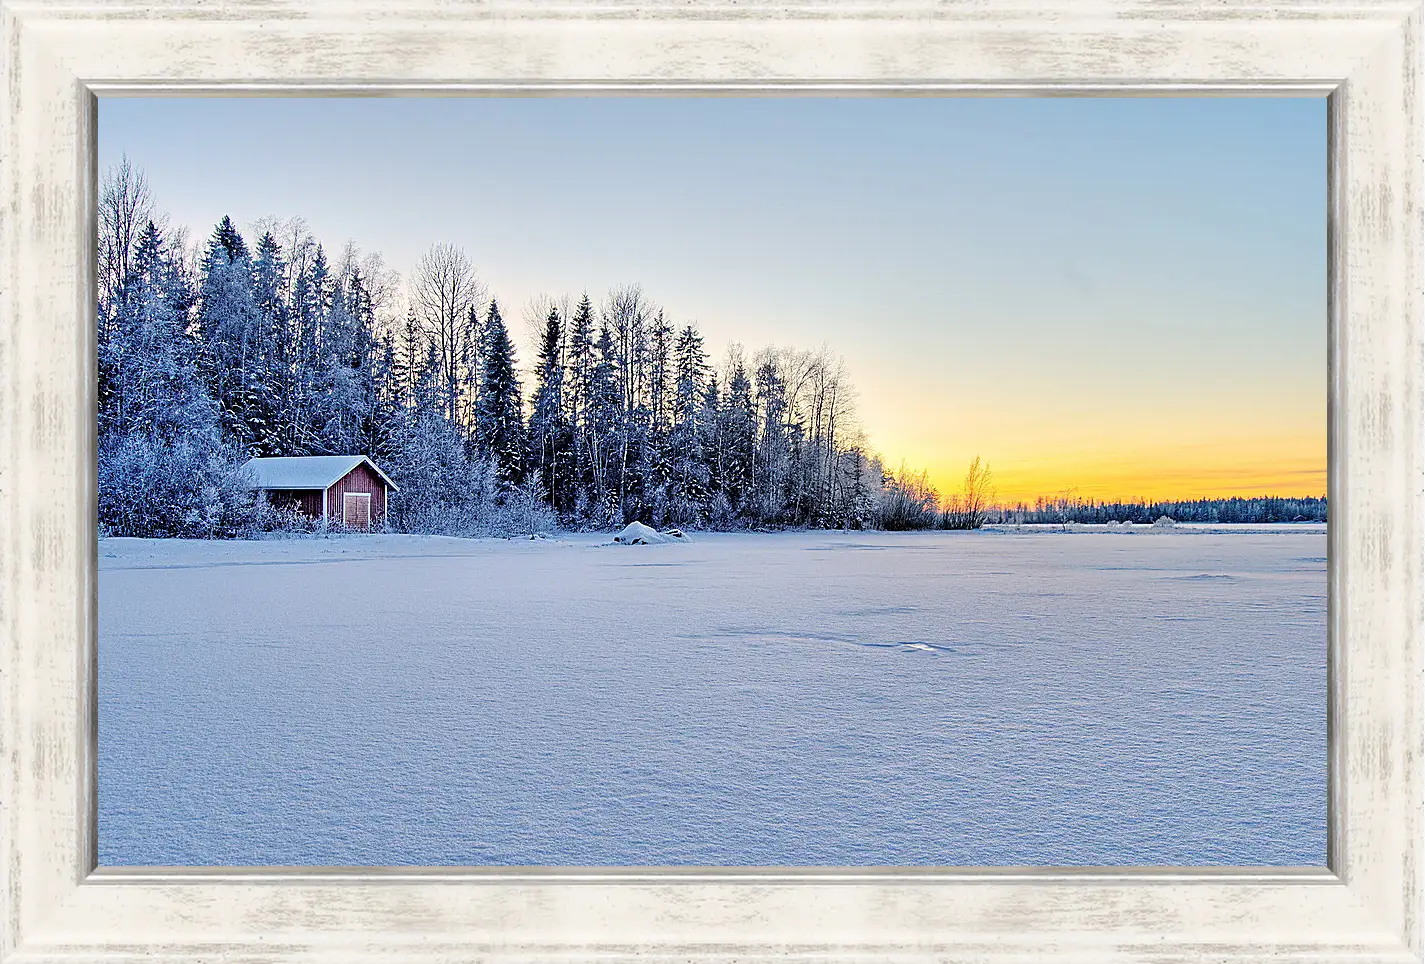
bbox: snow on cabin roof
[240,455,399,492]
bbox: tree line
[97,158,987,538]
[996,493,1328,525]
[97,158,1324,539]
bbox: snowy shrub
[255,501,321,535]
[586,496,624,533]
[702,491,736,530]
[385,419,557,539]
[99,433,267,539]
[661,494,704,531]
[938,498,984,531]
[384,414,500,536]
[487,478,559,537]
[878,466,939,531]
[1154,515,1177,528]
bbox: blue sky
[99,96,1327,501]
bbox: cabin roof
[240,455,400,492]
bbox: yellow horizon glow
[856,357,1325,508]
[916,454,1326,507]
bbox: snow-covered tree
[411,242,484,425]
[664,325,710,525]
[98,217,263,538]
[474,300,525,488]
[721,358,757,518]
[528,306,575,516]
[197,216,265,450]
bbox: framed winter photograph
[92,93,1332,870]
[2,1,1422,963]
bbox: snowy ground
[98,526,1327,867]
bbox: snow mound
[612,522,690,545]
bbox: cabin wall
[264,489,324,519]
[329,462,387,526]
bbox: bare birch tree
[98,155,158,312]
[412,242,485,423]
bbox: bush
[488,478,558,537]
[878,466,939,531]
[98,433,268,538]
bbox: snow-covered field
[98,526,1327,867]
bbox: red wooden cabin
[241,455,399,530]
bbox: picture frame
[1,0,1419,960]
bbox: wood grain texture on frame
[0,1,1420,961]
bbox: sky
[98,96,1327,505]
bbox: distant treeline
[995,495,1328,525]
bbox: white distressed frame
[0,0,1420,961]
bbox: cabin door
[342,492,372,530]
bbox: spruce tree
[208,215,249,264]
[197,216,264,451]
[585,324,623,523]
[723,361,757,516]
[247,231,289,455]
[666,325,710,525]
[474,300,525,488]
[564,294,596,518]
[754,359,790,522]
[99,218,249,537]
[529,306,575,515]
[640,312,675,524]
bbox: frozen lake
[98,526,1327,867]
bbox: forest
[97,159,963,538]
[96,158,1324,539]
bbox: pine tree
[640,312,675,524]
[197,216,264,451]
[386,345,499,535]
[564,294,597,519]
[701,373,732,525]
[722,360,757,516]
[585,324,623,524]
[665,325,710,525]
[459,302,483,432]
[247,230,289,455]
[529,306,575,515]
[209,215,250,264]
[102,220,213,442]
[99,218,256,538]
[753,358,790,522]
[393,305,423,407]
[308,265,377,455]
[474,300,525,488]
